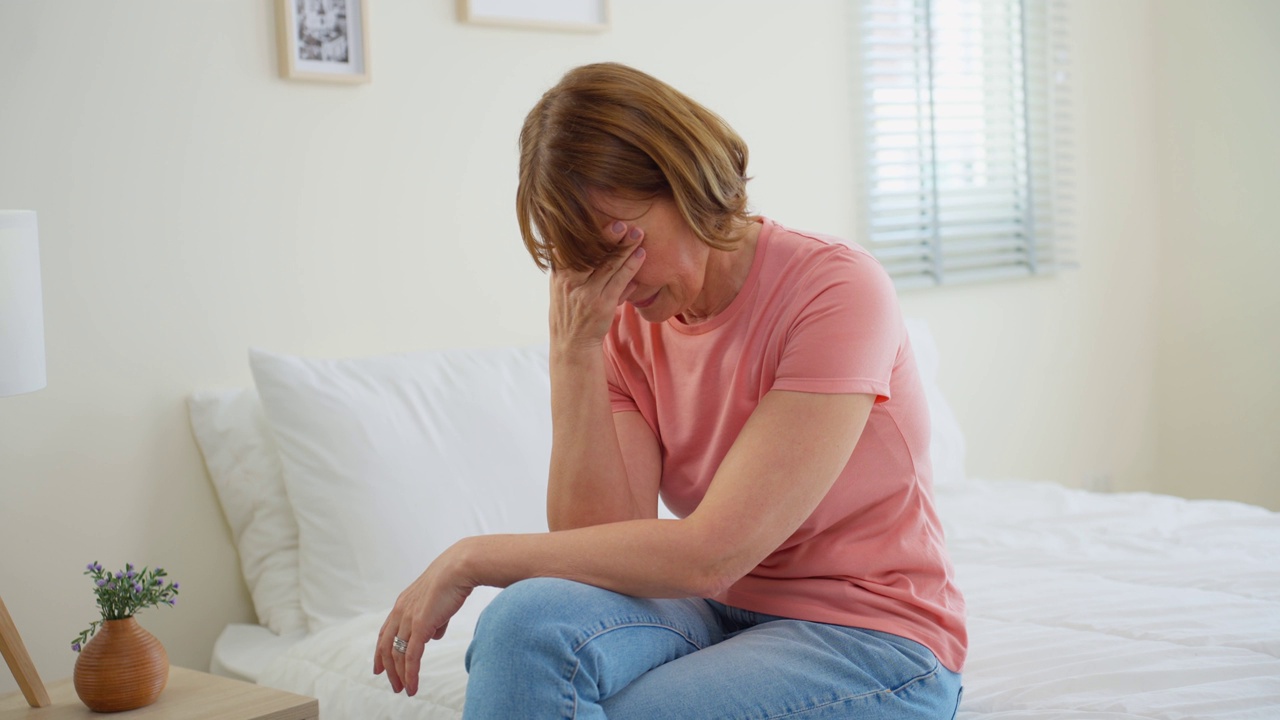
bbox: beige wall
[1149,0,1280,507]
[0,0,1272,696]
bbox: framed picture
[458,0,610,33]
[276,0,370,83]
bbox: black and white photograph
[276,0,369,83]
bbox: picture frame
[458,0,610,33]
[276,0,370,83]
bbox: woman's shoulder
[759,219,892,294]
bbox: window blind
[857,0,1074,287]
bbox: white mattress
[216,479,1280,719]
[937,480,1280,719]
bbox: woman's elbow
[678,541,754,598]
[688,569,740,599]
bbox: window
[857,0,1073,287]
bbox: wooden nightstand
[0,666,317,719]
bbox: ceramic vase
[73,617,169,712]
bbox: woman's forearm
[546,344,643,529]
[456,517,737,600]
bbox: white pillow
[249,344,553,632]
[904,318,967,486]
[188,388,307,635]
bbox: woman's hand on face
[373,545,474,697]
[549,222,645,351]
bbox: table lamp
[0,209,51,708]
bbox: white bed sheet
[937,479,1280,719]
[221,480,1280,719]
[210,622,305,684]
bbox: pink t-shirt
[604,218,967,672]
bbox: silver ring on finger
[393,636,408,654]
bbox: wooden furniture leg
[0,594,50,708]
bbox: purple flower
[85,563,94,571]
[96,579,107,587]
[106,582,116,590]
[171,582,179,590]
[154,578,164,585]
[115,572,123,579]
[126,571,136,579]
[166,598,176,606]
[133,583,143,593]
[72,642,81,652]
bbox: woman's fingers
[394,618,414,695]
[381,631,404,693]
[603,243,645,302]
[374,575,469,694]
[374,606,410,693]
[589,226,644,300]
[548,224,645,346]
[374,616,389,675]
[405,629,428,696]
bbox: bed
[188,322,1280,719]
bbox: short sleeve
[605,350,641,415]
[603,317,646,416]
[772,249,902,403]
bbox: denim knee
[465,578,589,671]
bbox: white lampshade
[0,210,46,397]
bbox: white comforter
[254,479,1280,719]
[939,480,1280,719]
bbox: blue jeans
[464,578,962,719]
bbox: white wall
[1149,0,1280,507]
[0,0,1272,696]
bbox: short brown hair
[517,62,752,272]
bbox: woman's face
[590,193,712,324]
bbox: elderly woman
[376,62,966,719]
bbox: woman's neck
[679,220,762,325]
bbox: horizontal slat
[885,263,1077,288]
[866,41,1028,52]
[868,231,1031,247]
[942,254,1032,273]
[869,216,1067,238]
[870,243,935,261]
[869,237,937,253]
[870,226,1032,245]
[871,198,1032,215]
[870,209,1033,230]
[868,139,1033,153]
[869,227,942,244]
[869,177,1033,192]
[867,155,1040,168]
[867,148,1034,160]
[860,126,1039,137]
[870,184,1033,201]
[868,218,1074,241]
[940,237,1030,255]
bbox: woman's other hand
[374,543,476,696]
[549,222,645,351]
